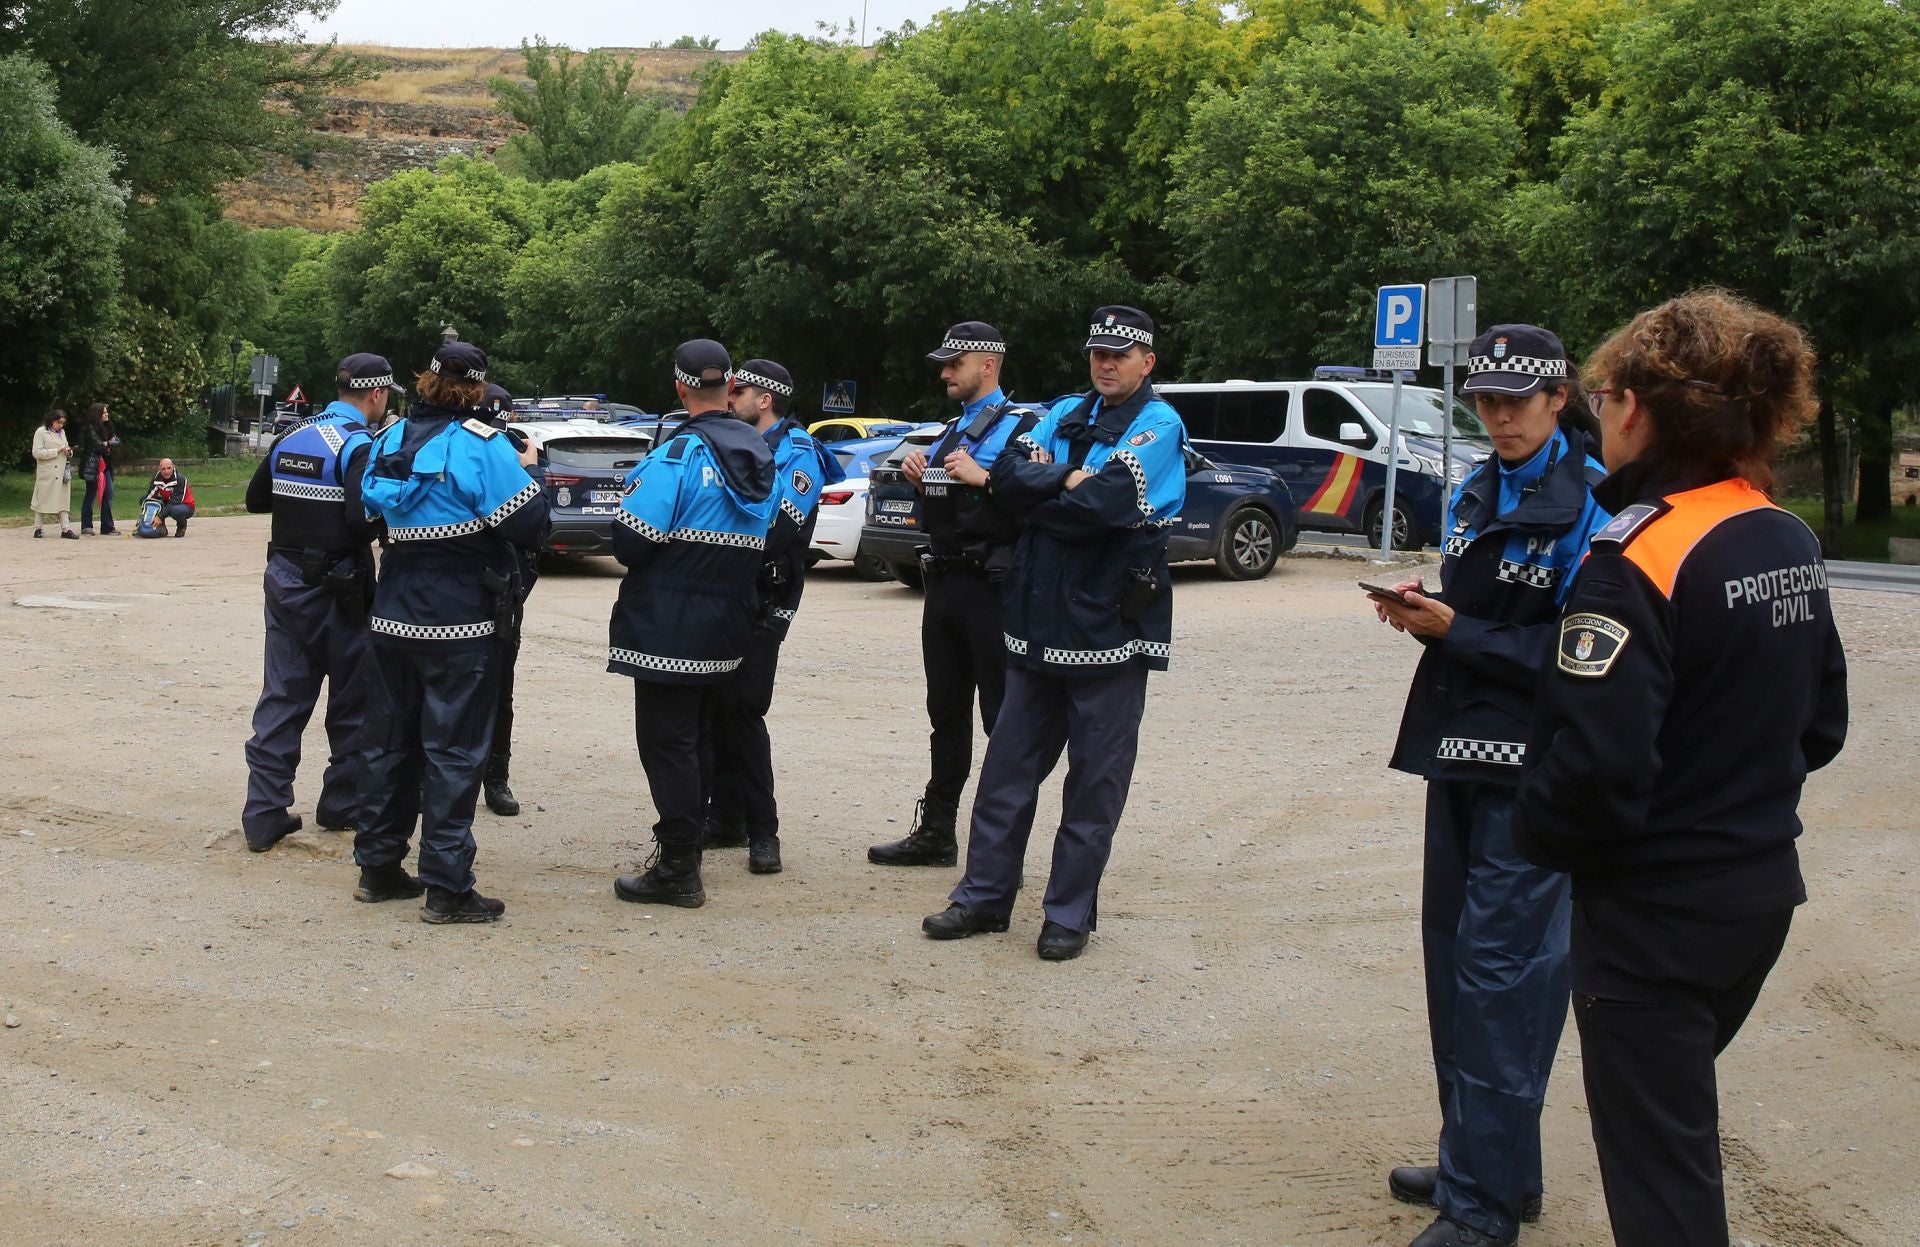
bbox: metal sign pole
[1381,371,1403,557]
[1441,355,1455,537]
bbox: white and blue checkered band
[941,338,1005,355]
[428,358,486,381]
[733,368,793,397]
[676,367,731,388]
[347,374,394,390]
[1466,354,1566,378]
[1087,323,1154,348]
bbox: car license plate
[590,489,621,504]
[881,499,913,513]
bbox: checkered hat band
[676,366,730,388]
[1467,354,1565,378]
[347,374,394,390]
[733,369,793,397]
[1088,323,1154,347]
[428,358,486,381]
[941,338,1005,354]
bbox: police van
[1155,370,1489,549]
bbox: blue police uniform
[943,378,1186,940]
[354,402,549,897]
[1388,422,1611,1243]
[240,399,379,848]
[608,410,777,869]
[706,416,835,855]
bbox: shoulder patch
[1128,428,1158,447]
[461,417,499,439]
[663,436,688,461]
[1558,613,1631,678]
[1591,502,1665,549]
[792,468,814,496]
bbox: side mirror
[1338,421,1366,443]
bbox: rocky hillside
[226,45,736,230]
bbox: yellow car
[807,418,924,443]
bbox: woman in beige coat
[31,409,79,538]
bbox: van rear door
[1290,386,1380,532]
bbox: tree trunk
[1818,396,1844,558]
[1855,401,1893,523]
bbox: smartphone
[1358,577,1415,603]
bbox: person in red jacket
[1517,291,1848,1247]
[136,459,196,537]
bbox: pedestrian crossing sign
[822,380,857,414]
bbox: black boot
[483,778,520,817]
[422,886,506,924]
[747,836,782,875]
[614,846,706,908]
[353,863,425,903]
[702,814,749,849]
[1408,1215,1513,1247]
[1389,1166,1541,1224]
[868,798,958,867]
[245,813,302,852]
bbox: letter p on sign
[1375,284,1426,348]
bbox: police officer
[239,352,395,851]
[479,380,536,818]
[609,340,777,908]
[869,321,1043,868]
[1372,325,1612,1247]
[1516,293,1848,1247]
[355,342,550,923]
[701,359,837,874]
[920,306,1184,962]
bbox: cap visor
[925,348,962,362]
[1460,373,1545,396]
[1083,334,1137,352]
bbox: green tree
[1538,0,1920,526]
[1161,20,1520,377]
[1485,0,1627,177]
[326,158,546,385]
[667,35,721,51]
[247,231,340,405]
[0,53,124,452]
[488,38,676,181]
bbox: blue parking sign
[1375,284,1425,348]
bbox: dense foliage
[4,0,1917,532]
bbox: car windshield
[1348,384,1488,441]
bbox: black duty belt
[269,543,354,562]
[919,551,988,576]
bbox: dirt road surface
[2,515,1914,1247]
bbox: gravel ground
[1,514,1913,1247]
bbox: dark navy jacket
[1517,464,1849,916]
[1390,425,1610,782]
[607,411,777,684]
[919,387,1042,560]
[989,384,1186,677]
[360,403,550,652]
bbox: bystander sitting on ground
[135,458,194,538]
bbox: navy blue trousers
[242,556,371,841]
[1423,779,1571,1242]
[354,643,498,893]
[921,570,1008,812]
[949,662,1148,933]
[707,630,782,839]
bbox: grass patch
[0,458,262,528]
[1780,496,1920,562]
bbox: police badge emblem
[1492,337,1509,360]
[1128,429,1157,447]
[1104,314,1116,328]
[1574,630,1595,661]
[792,469,813,495]
[1559,613,1629,677]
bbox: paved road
[1299,536,1920,595]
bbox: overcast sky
[304,1,952,51]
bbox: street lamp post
[440,322,459,346]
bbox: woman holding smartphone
[1371,325,1612,1247]
[1516,292,1846,1247]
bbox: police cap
[1461,324,1569,397]
[674,339,732,389]
[1085,306,1155,354]
[336,352,404,393]
[732,359,794,398]
[429,341,489,382]
[482,382,513,415]
[926,321,1006,363]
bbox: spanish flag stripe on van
[1303,454,1363,516]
